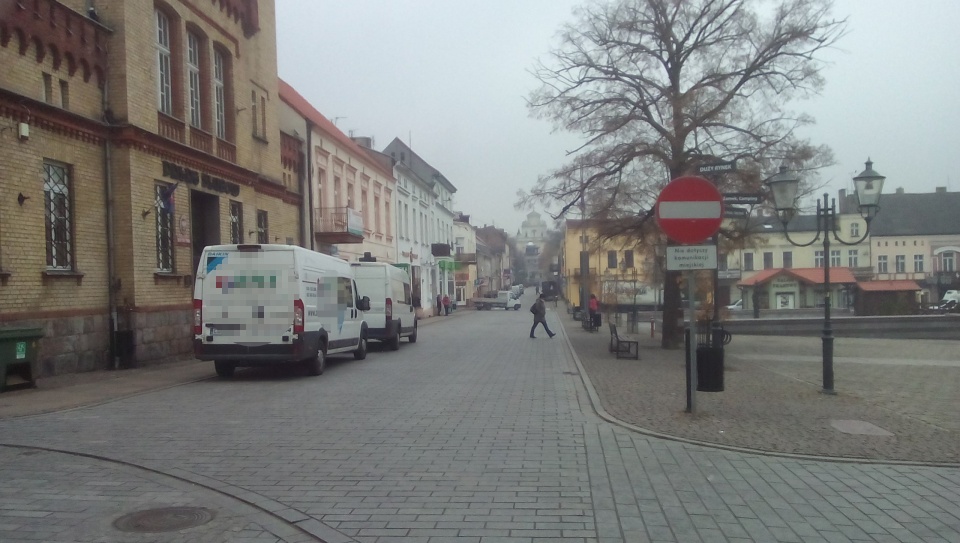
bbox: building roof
[857,280,922,292]
[277,80,394,180]
[866,189,960,236]
[382,138,457,193]
[738,267,858,287]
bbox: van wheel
[408,322,418,343]
[307,345,326,376]
[354,335,368,360]
[214,361,235,378]
[389,325,401,351]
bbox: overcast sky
[276,0,960,235]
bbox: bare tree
[524,0,846,347]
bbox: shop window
[155,183,175,272]
[257,210,268,244]
[230,201,243,244]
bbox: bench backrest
[609,322,617,335]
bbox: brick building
[0,0,298,376]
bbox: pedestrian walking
[442,294,451,316]
[436,294,443,317]
[588,293,600,331]
[529,294,555,338]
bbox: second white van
[351,262,418,350]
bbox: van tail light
[193,299,202,335]
[385,298,393,320]
[294,299,304,334]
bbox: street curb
[556,317,960,469]
[0,443,353,543]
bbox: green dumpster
[0,328,44,393]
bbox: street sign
[697,160,737,174]
[666,245,718,271]
[724,206,749,218]
[722,192,763,205]
[655,176,724,244]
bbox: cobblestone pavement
[565,308,960,463]
[0,302,958,542]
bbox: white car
[726,299,743,310]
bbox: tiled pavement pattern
[0,301,958,542]
[566,312,960,463]
[0,447,317,542]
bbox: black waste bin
[696,346,724,392]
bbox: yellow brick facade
[1,0,299,375]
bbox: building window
[156,9,173,115]
[850,222,860,238]
[848,250,858,268]
[213,50,227,139]
[814,250,824,268]
[782,251,793,269]
[607,250,617,269]
[361,189,368,226]
[250,90,258,136]
[256,210,268,244]
[42,73,53,103]
[895,255,905,273]
[877,255,888,273]
[624,250,634,268]
[763,252,773,269]
[59,80,69,109]
[374,196,381,233]
[187,31,203,128]
[914,254,924,273]
[942,252,955,272]
[155,184,175,271]
[43,161,73,270]
[830,250,841,267]
[743,253,754,271]
[385,197,391,237]
[230,201,243,244]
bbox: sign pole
[686,272,697,413]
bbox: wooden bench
[609,323,639,360]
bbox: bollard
[650,317,655,338]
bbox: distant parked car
[726,299,743,310]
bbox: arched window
[186,30,203,128]
[155,9,173,115]
[213,48,227,138]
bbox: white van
[193,244,371,378]
[351,262,417,350]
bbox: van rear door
[198,246,298,344]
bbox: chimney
[837,189,847,212]
[896,187,905,194]
[351,136,373,148]
[936,186,947,193]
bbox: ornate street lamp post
[765,160,885,394]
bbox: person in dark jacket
[529,294,555,338]
[436,294,443,317]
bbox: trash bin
[696,346,724,392]
[0,327,44,393]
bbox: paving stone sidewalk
[563,309,960,464]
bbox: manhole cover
[113,507,215,533]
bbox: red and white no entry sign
[655,176,724,244]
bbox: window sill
[42,269,84,286]
[153,271,189,286]
[252,134,269,145]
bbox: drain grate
[113,506,216,533]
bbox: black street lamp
[765,159,885,394]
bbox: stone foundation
[126,307,193,368]
[9,313,112,378]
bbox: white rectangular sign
[667,245,717,271]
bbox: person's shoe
[529,335,536,339]
[549,333,555,338]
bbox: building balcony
[432,243,452,257]
[189,126,213,154]
[455,252,477,264]
[313,207,364,244]
[158,112,185,143]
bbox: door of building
[191,190,221,275]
